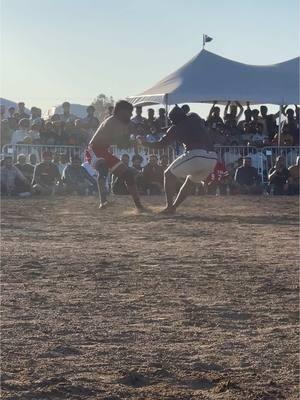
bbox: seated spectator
[234,157,262,194]
[131,106,148,136]
[15,154,35,182]
[0,156,30,196]
[159,154,169,170]
[29,153,38,166]
[288,156,300,195]
[155,108,170,131]
[17,102,30,120]
[268,156,289,195]
[32,151,61,195]
[207,102,224,131]
[59,101,77,123]
[132,154,145,194]
[11,118,31,145]
[272,125,294,146]
[205,160,231,195]
[143,154,164,195]
[111,154,130,195]
[62,155,97,195]
[55,153,69,176]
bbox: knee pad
[123,168,135,186]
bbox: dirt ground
[1,194,299,400]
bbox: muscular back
[89,116,130,148]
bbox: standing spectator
[272,125,294,146]
[259,105,279,139]
[206,102,224,130]
[288,156,300,195]
[29,106,44,128]
[143,154,164,194]
[223,101,244,124]
[59,101,77,123]
[32,151,61,195]
[132,154,143,172]
[155,108,170,131]
[17,102,30,120]
[147,108,157,134]
[81,105,100,140]
[181,104,190,115]
[131,106,148,136]
[0,118,12,147]
[15,154,34,182]
[234,157,262,194]
[282,106,299,145]
[268,156,289,195]
[62,155,97,195]
[11,118,31,145]
[0,156,30,196]
[40,121,59,145]
[7,107,18,131]
[28,123,41,144]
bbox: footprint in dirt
[39,345,82,358]
[118,370,150,388]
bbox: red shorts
[89,144,123,171]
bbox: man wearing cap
[88,100,145,211]
[142,105,217,214]
[32,151,61,195]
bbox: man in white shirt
[59,102,77,123]
[11,119,31,145]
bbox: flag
[203,34,213,47]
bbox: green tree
[91,94,114,123]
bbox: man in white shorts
[144,105,217,214]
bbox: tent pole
[278,105,282,148]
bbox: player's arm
[235,101,244,122]
[141,125,177,148]
[223,101,230,118]
[207,101,217,119]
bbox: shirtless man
[88,100,145,211]
[144,105,217,214]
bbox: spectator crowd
[0,100,299,199]
[1,100,299,148]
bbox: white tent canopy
[127,49,299,106]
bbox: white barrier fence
[2,144,299,182]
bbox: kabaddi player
[144,105,217,214]
[88,100,145,211]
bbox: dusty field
[1,194,299,400]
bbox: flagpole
[202,34,205,49]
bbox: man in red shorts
[89,100,145,211]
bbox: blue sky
[1,0,299,115]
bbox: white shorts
[167,149,217,183]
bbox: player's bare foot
[159,207,176,215]
[99,201,109,210]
